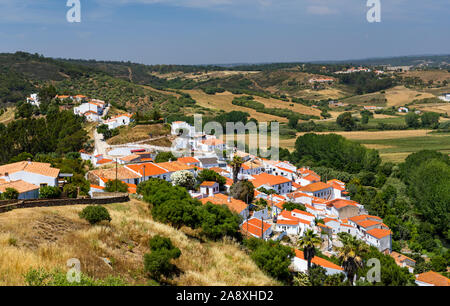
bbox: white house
[398,107,409,113]
[0,161,60,188]
[292,250,344,276]
[299,182,333,200]
[0,179,40,199]
[200,193,249,219]
[26,93,40,107]
[250,173,292,195]
[199,181,220,197]
[103,114,133,130]
[415,271,450,286]
[438,93,450,102]
[241,218,272,239]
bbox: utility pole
[261,216,264,240]
[143,165,146,183]
[115,158,118,192]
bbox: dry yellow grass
[399,70,450,83]
[107,124,171,145]
[0,107,15,125]
[415,103,450,115]
[297,88,347,100]
[385,86,435,107]
[0,199,278,286]
[183,90,320,123]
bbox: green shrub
[79,205,111,225]
[104,179,129,193]
[2,188,19,200]
[39,186,61,199]
[144,236,181,281]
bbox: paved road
[93,129,109,156]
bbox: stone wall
[0,195,130,214]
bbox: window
[40,183,48,188]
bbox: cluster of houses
[438,93,450,102]
[0,160,61,199]
[2,116,447,283]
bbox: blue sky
[0,0,449,65]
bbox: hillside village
[1,92,447,286]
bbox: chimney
[227,196,231,203]
[27,158,32,164]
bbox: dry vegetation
[0,107,15,125]
[0,199,278,286]
[183,89,321,123]
[107,124,171,145]
[384,86,435,107]
[399,70,450,83]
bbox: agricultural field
[399,70,450,83]
[384,86,435,107]
[279,129,450,163]
[0,199,277,286]
[183,89,321,123]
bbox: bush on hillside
[79,205,112,225]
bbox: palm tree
[298,229,322,274]
[230,155,243,184]
[336,233,369,285]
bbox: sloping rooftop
[200,193,247,214]
[416,271,450,286]
[0,161,60,178]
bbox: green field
[355,133,450,162]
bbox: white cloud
[306,5,337,15]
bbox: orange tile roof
[295,250,343,271]
[0,180,39,193]
[366,228,391,239]
[348,214,382,222]
[125,163,167,177]
[299,182,331,193]
[177,157,200,164]
[303,174,319,182]
[200,181,218,187]
[250,173,292,188]
[328,181,345,191]
[200,193,247,214]
[390,251,416,266]
[292,209,314,217]
[0,161,60,178]
[292,182,302,189]
[91,167,141,180]
[277,219,300,226]
[202,138,224,146]
[241,218,272,238]
[96,159,113,165]
[357,219,381,228]
[416,271,450,286]
[157,161,194,172]
[90,184,105,190]
[119,154,140,162]
[327,199,359,209]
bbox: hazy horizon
[1,0,449,65]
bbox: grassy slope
[0,199,278,286]
[280,130,450,162]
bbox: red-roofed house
[299,182,333,200]
[199,181,219,197]
[415,271,450,286]
[365,228,392,252]
[200,193,249,218]
[249,173,292,195]
[241,218,273,239]
[293,250,344,275]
